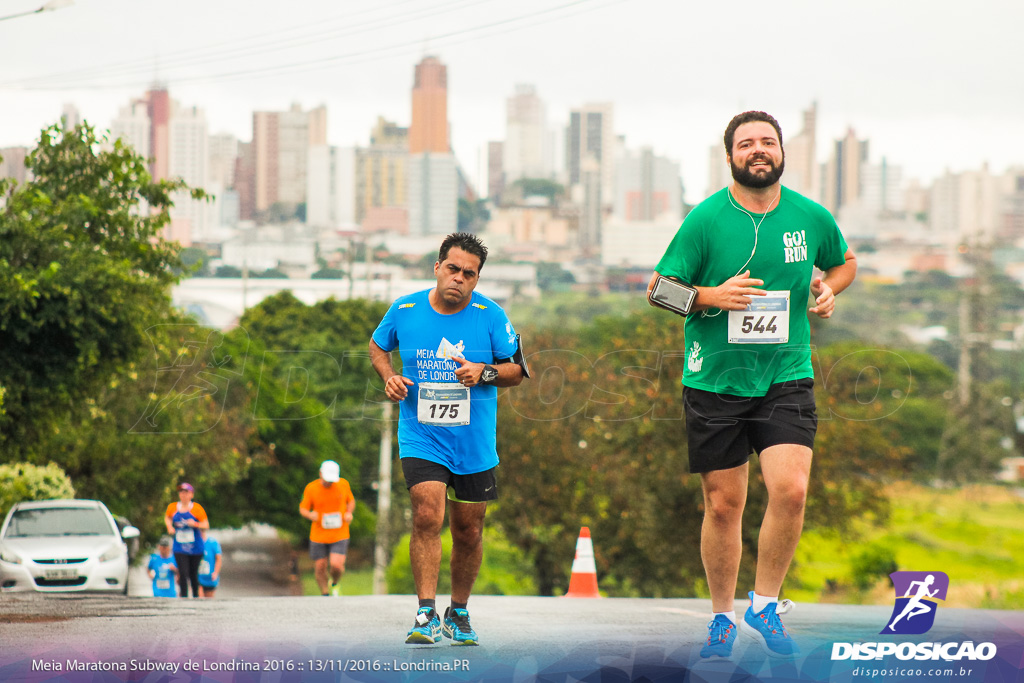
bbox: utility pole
[372,401,393,594]
[957,280,972,407]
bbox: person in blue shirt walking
[148,536,178,598]
[370,233,530,646]
[198,534,223,598]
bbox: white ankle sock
[751,592,778,613]
[714,610,737,625]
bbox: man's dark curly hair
[723,111,784,155]
[437,232,488,270]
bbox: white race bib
[198,560,211,575]
[417,382,470,427]
[728,290,790,344]
[156,579,171,590]
[175,528,194,544]
[320,512,342,529]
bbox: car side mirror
[120,525,140,540]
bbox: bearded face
[728,121,785,189]
[730,151,785,188]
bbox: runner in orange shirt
[299,460,356,596]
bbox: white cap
[319,460,340,483]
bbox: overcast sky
[1,0,1021,204]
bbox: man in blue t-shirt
[370,232,530,646]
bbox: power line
[3,0,615,91]
[0,0,471,87]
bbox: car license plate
[44,568,78,580]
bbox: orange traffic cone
[564,526,601,598]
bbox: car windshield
[5,507,114,538]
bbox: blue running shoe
[405,607,441,644]
[740,591,799,658]
[699,614,737,659]
[442,606,479,646]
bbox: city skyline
[1,0,1021,203]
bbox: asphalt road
[1,528,1021,682]
[1,592,1022,682]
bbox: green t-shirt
[656,186,848,397]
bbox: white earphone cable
[701,187,781,318]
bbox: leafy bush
[850,542,898,590]
[0,462,75,519]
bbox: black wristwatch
[480,364,499,385]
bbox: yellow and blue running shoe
[405,607,441,644]
[442,607,479,646]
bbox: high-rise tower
[407,56,456,235]
[409,56,449,155]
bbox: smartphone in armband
[649,276,698,316]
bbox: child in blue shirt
[148,536,178,597]
[198,535,223,598]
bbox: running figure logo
[436,337,466,360]
[881,571,949,635]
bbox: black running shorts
[400,457,498,503]
[683,378,818,474]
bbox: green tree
[48,321,262,540]
[536,262,576,292]
[0,122,198,459]
[508,178,564,203]
[210,293,392,553]
[458,198,490,233]
[179,246,210,277]
[254,267,288,279]
[312,267,346,279]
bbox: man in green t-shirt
[649,111,857,660]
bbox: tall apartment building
[252,103,327,215]
[785,102,818,200]
[613,146,681,223]
[504,84,551,184]
[566,102,615,200]
[409,56,448,155]
[147,87,171,181]
[487,140,505,201]
[566,103,615,256]
[110,88,208,244]
[168,103,209,244]
[356,116,409,232]
[706,143,730,198]
[61,103,81,130]
[308,145,356,228]
[408,56,456,235]
[860,158,904,215]
[929,165,1001,244]
[206,133,239,231]
[822,128,869,215]
[110,98,151,164]
[0,147,30,185]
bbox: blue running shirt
[198,537,222,588]
[148,553,178,597]
[372,289,519,474]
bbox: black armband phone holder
[649,276,698,316]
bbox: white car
[0,499,140,594]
